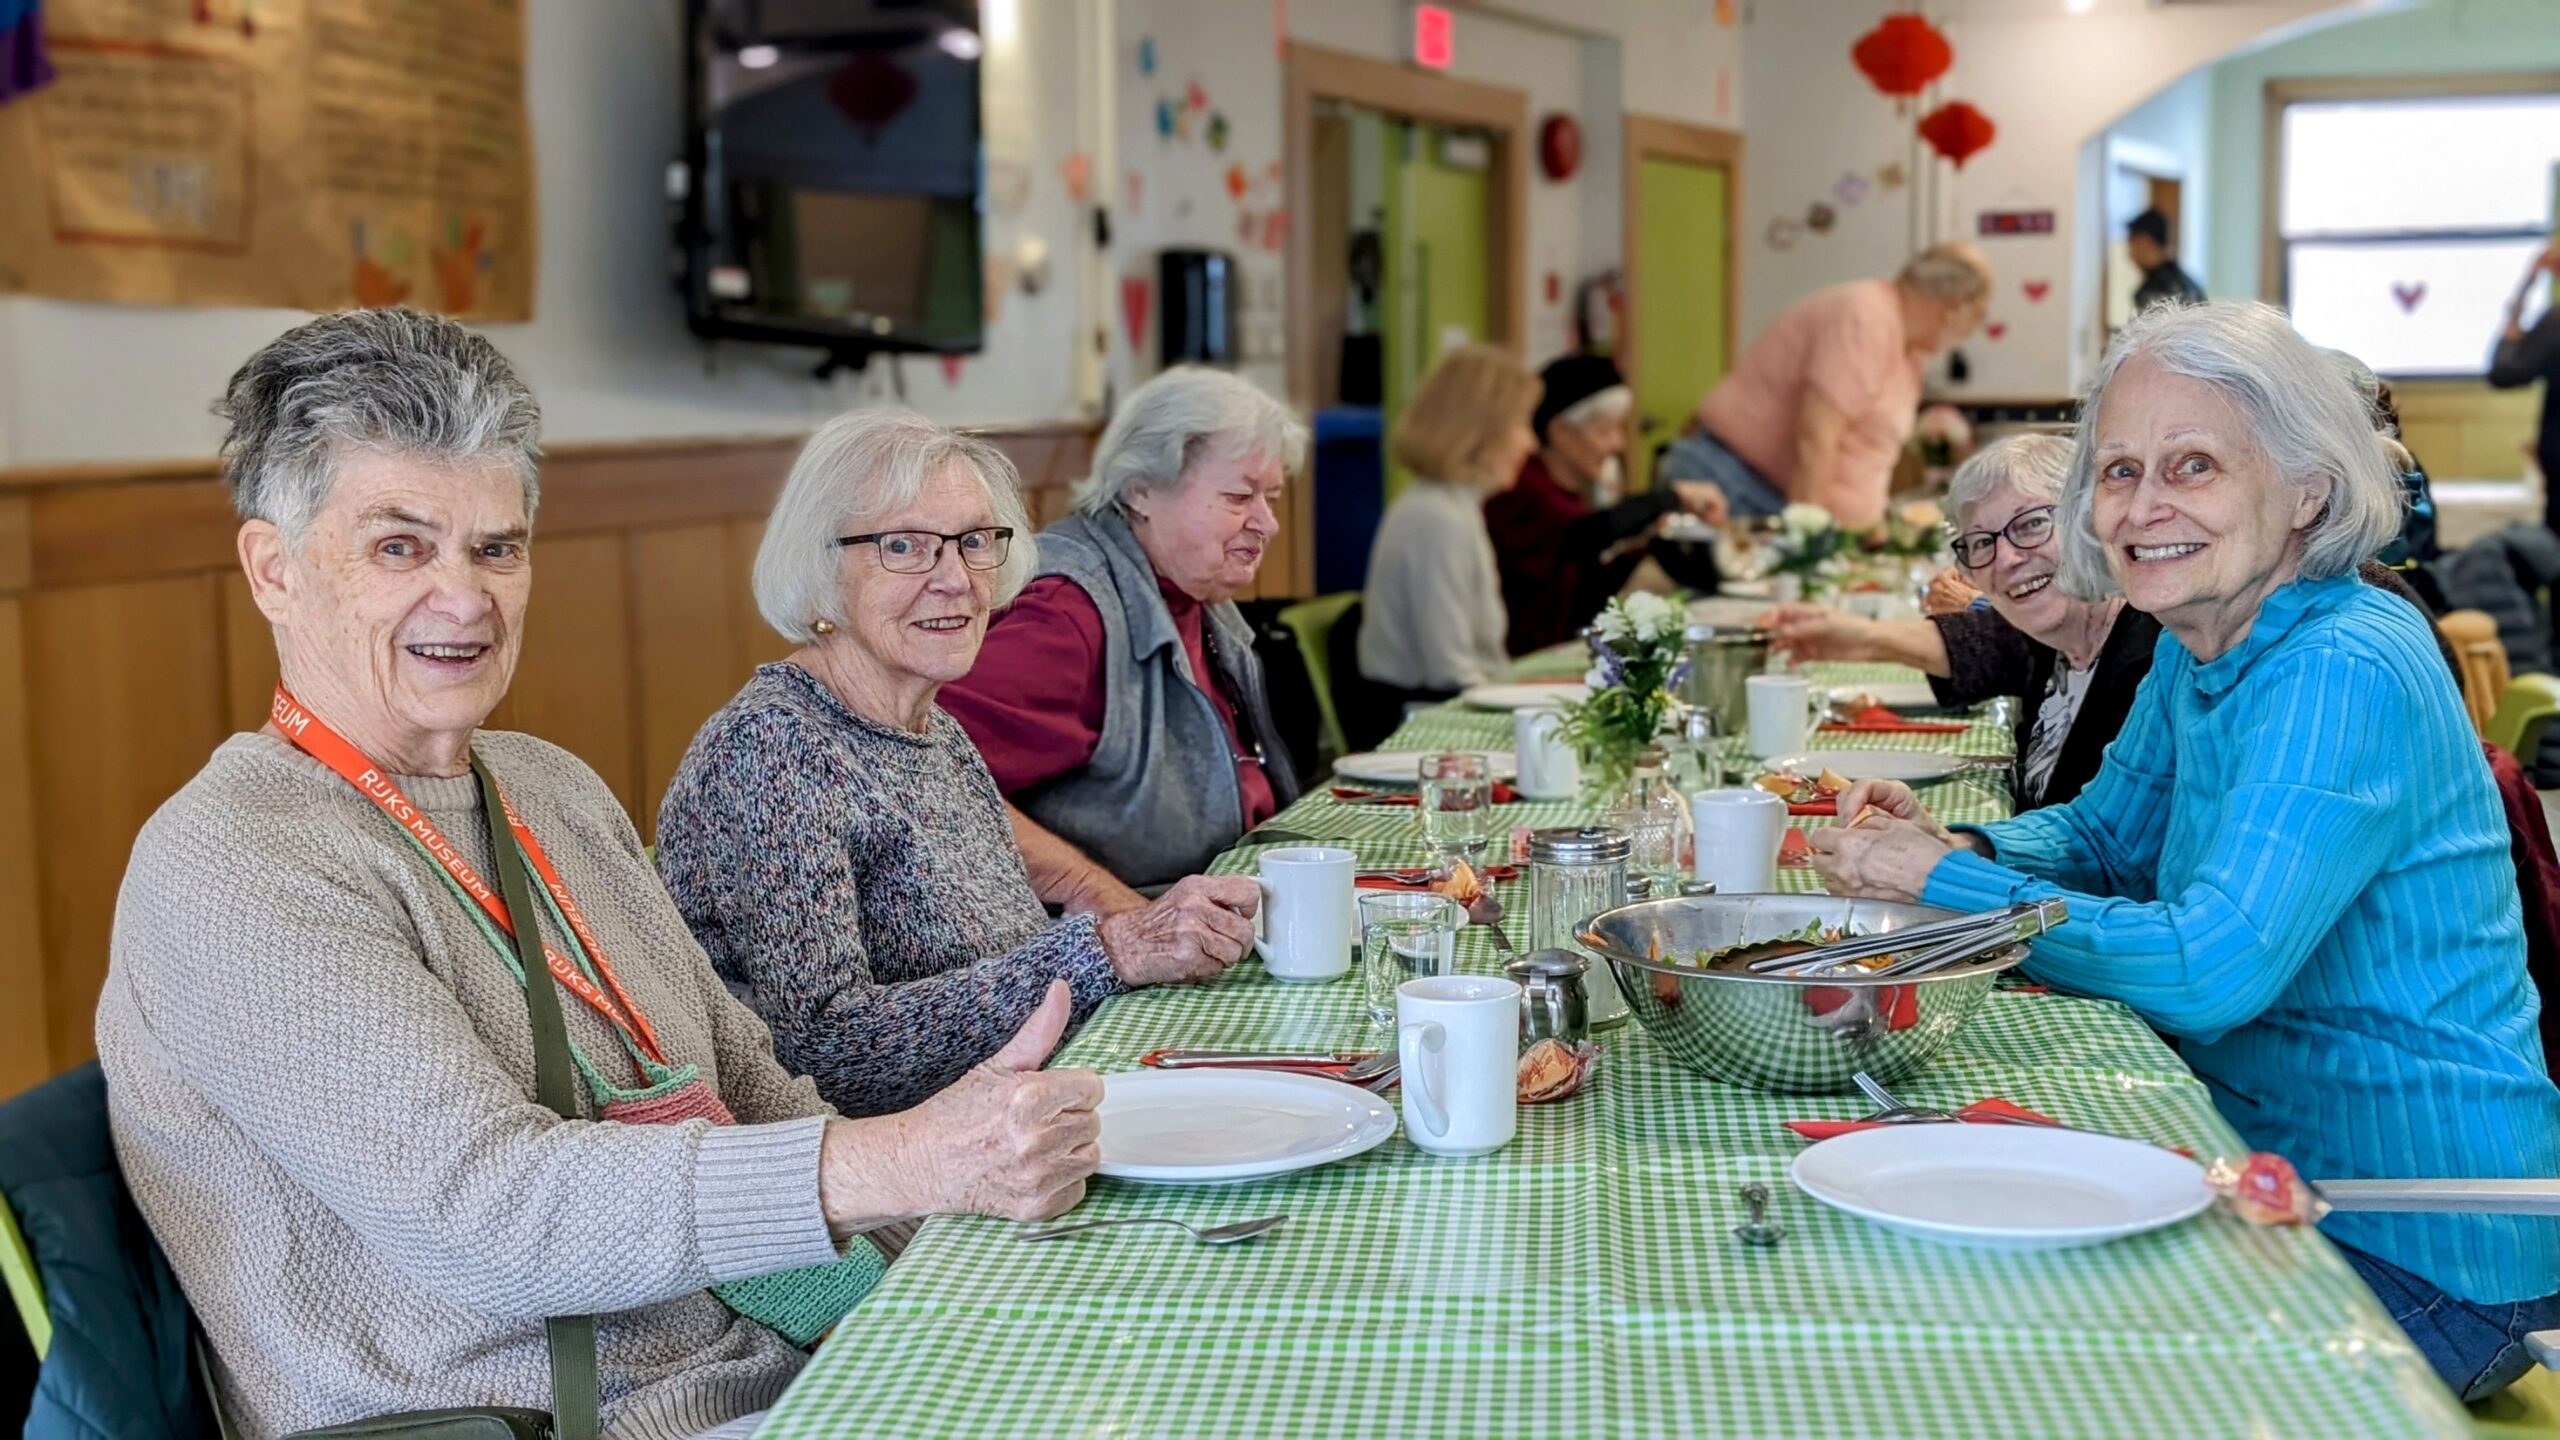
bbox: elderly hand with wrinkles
[1805,778,1984,902]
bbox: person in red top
[942,367,1306,901]
[1484,354,1729,654]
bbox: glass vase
[1604,746,1690,890]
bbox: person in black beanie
[1482,354,1727,654]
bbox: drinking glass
[1361,891,1462,1028]
[1418,751,1495,864]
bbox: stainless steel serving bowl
[1578,893,2026,1094]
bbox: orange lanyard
[271,686,669,1066]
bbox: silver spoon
[1852,1070,1964,1124]
[1734,1183,1785,1247]
[1015,1214,1288,1245]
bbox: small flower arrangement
[1767,503,1850,579]
[1912,404,1974,470]
[1560,592,1689,794]
[1875,498,1949,559]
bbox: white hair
[2056,300,2405,600]
[1074,366,1307,516]
[1554,384,1634,434]
[215,308,541,543]
[753,409,1036,644]
[1946,433,2074,531]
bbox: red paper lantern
[1917,100,1997,169]
[1538,114,1582,182]
[1851,14,1952,112]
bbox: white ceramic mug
[1396,975,1521,1156]
[1255,846,1355,982]
[1746,673,1812,759]
[1512,707,1582,800]
[1691,787,1787,895]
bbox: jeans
[1659,430,1787,519]
[2336,1240,2560,1402]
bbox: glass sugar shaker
[1525,825,1633,1030]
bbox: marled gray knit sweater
[98,730,847,1440]
[655,663,1120,1119]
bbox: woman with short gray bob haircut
[1810,297,2560,1405]
[2055,300,2404,602]
[752,409,1037,645]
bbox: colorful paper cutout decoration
[1917,101,1997,169]
[1174,101,1196,142]
[1833,172,1869,207]
[2393,280,2428,313]
[1876,161,1907,192]
[1266,160,1284,182]
[1539,114,1582,181]
[2022,278,2051,303]
[1187,79,1208,112]
[1765,217,1800,251]
[1805,202,1836,235]
[1137,37,1156,76]
[1984,320,2008,340]
[1207,112,1231,152]
[1238,209,1257,245]
[1125,169,1143,214]
[1852,14,1952,115]
[1121,274,1152,351]
[1261,208,1288,251]
[1155,97,1177,139]
[940,354,965,386]
[1062,152,1091,203]
[1545,271,1561,305]
[1715,0,1736,25]
[1226,163,1250,200]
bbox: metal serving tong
[1745,899,2069,980]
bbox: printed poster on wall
[0,0,534,320]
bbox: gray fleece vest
[1019,509,1300,889]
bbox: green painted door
[1631,155,1730,494]
[1381,120,1494,500]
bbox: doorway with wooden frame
[1284,44,1528,600]
[1621,116,1742,497]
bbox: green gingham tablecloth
[756,660,2470,1440]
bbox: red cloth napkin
[1331,783,1523,805]
[1786,1097,2057,1141]
[1786,797,1837,817]
[1821,704,1968,735]
[1354,865,1521,891]
[1778,827,1813,868]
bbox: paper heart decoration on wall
[1834,173,1870,207]
[1121,275,1152,352]
[1061,153,1091,203]
[1984,321,2008,341]
[2393,281,2428,313]
[1226,163,1250,200]
[940,355,965,386]
[2022,279,2050,303]
[1876,161,1906,192]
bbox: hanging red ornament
[1538,114,1582,182]
[1917,100,1997,169]
[1851,14,1952,115]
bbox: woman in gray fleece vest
[655,410,1264,1120]
[97,311,1100,1440]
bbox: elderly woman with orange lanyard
[95,309,1101,1440]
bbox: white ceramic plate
[1097,1069,1398,1184]
[1789,1123,2212,1250]
[1718,577,1776,599]
[1767,749,1966,786]
[1333,750,1519,785]
[1826,680,1942,711]
[1459,682,1589,711]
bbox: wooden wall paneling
[500,534,641,815]
[218,571,276,734]
[630,522,760,838]
[726,519,794,670]
[26,575,233,1071]
[0,590,52,1096]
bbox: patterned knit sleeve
[656,706,1120,1121]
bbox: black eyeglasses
[834,527,1015,574]
[1952,506,2055,571]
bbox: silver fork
[1851,1071,1963,1125]
[1015,1214,1288,1244]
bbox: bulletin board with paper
[0,0,534,320]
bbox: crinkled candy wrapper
[2205,1151,2332,1226]
[1518,1039,1600,1104]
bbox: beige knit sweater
[98,730,848,1440]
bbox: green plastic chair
[1276,593,1359,765]
[2487,673,2560,762]
[2473,1361,2560,1436]
[3,1193,47,1360]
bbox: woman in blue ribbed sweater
[1811,301,2560,1403]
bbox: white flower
[1584,663,1612,689]
[1621,591,1679,643]
[1781,503,1835,538]
[1591,606,1630,644]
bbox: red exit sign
[1412,4,1454,70]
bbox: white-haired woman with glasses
[1759,434,2138,810]
[941,366,1307,896]
[1811,301,2560,1403]
[656,410,1262,1120]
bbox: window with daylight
[2277,90,2560,377]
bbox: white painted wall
[1739,0,2363,401]
[0,0,1098,466]
[2203,0,2560,304]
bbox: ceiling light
[938,27,983,61]
[738,44,779,69]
